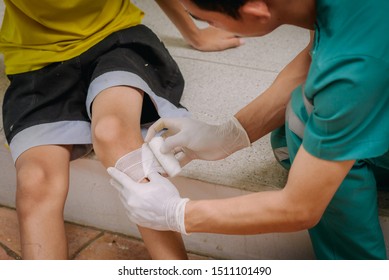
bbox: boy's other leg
[91,86,188,260]
[15,145,72,259]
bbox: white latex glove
[145,116,251,165]
[107,167,189,234]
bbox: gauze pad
[148,136,182,177]
[115,143,165,182]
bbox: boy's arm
[155,0,243,51]
[235,31,314,142]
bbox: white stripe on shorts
[9,121,93,162]
[86,71,190,120]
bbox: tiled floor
[0,205,208,260]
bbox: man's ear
[240,1,271,21]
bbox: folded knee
[93,115,126,145]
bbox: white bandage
[148,136,182,177]
[115,144,165,182]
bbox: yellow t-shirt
[0,0,144,74]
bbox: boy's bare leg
[15,145,72,259]
[91,86,188,260]
[137,228,187,259]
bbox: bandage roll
[115,144,165,182]
[148,136,182,177]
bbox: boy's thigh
[85,25,186,125]
[3,60,92,162]
[87,25,184,106]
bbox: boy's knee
[17,164,47,194]
[93,115,126,145]
[16,163,67,215]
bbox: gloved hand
[145,116,251,165]
[107,167,189,234]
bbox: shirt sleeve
[303,56,389,161]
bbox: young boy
[0,0,241,259]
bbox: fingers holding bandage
[145,117,251,165]
[145,118,198,167]
[109,133,190,232]
[145,118,182,142]
[114,136,184,184]
[108,167,189,234]
[148,136,182,177]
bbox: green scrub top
[293,0,389,162]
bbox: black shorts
[2,25,189,162]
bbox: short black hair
[190,0,249,19]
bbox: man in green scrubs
[108,0,389,259]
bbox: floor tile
[0,207,21,257]
[0,244,15,260]
[65,223,103,259]
[0,207,104,259]
[74,233,151,260]
[0,206,208,260]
